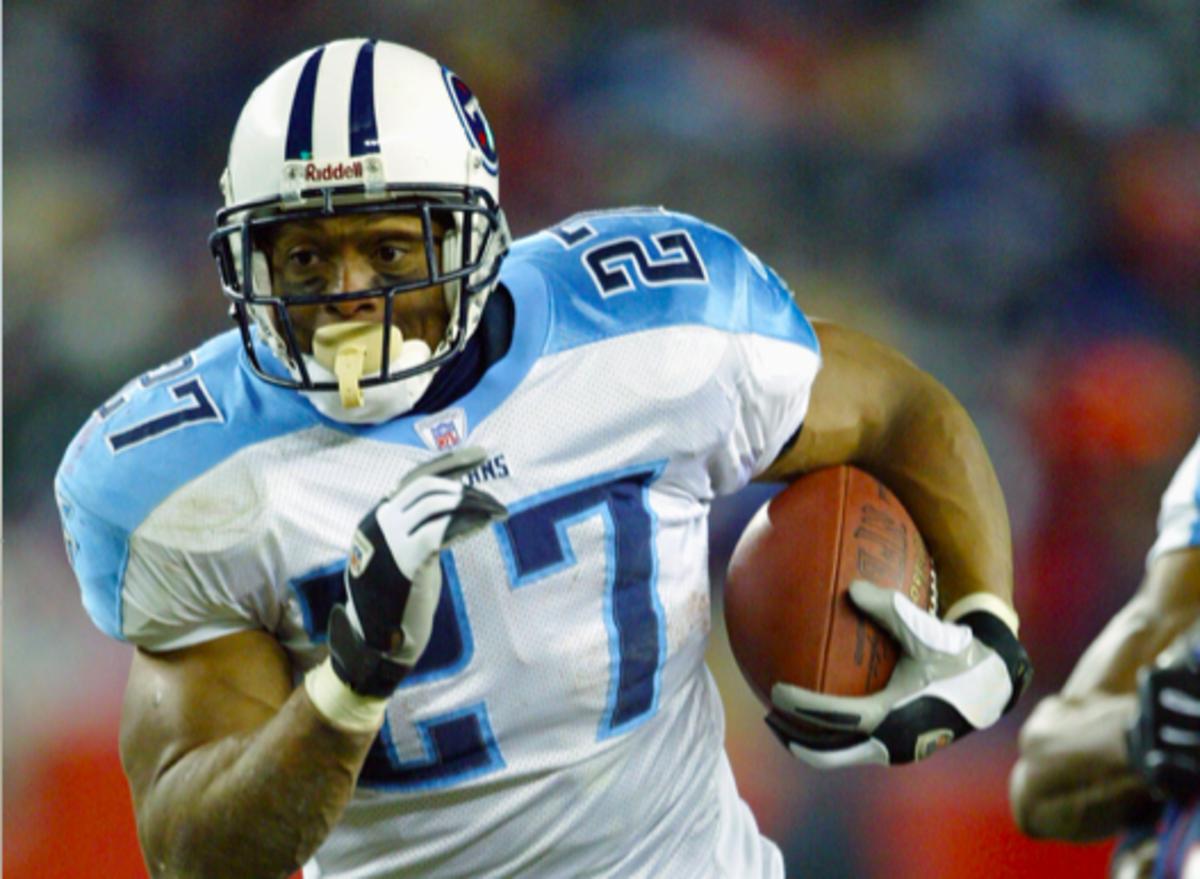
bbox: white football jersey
[56,208,820,878]
[1148,435,1200,565]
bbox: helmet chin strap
[300,336,436,424]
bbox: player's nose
[334,255,378,294]
[328,258,382,317]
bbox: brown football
[724,465,935,714]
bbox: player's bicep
[1060,547,1200,698]
[758,319,919,481]
[119,629,293,807]
[1138,545,1200,633]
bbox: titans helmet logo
[442,67,499,176]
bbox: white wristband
[943,592,1020,636]
[304,658,389,734]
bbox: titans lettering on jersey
[55,208,818,878]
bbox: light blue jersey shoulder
[55,330,321,638]
[503,207,817,356]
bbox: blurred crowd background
[5,1,1200,876]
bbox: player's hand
[768,580,1032,767]
[327,446,506,697]
[1127,649,1200,801]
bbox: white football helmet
[211,38,510,423]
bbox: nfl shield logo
[414,407,468,452]
[432,421,460,450]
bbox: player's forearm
[1011,693,1156,840]
[767,322,1014,618]
[1011,764,1155,841]
[138,686,375,879]
[1062,551,1200,697]
[858,377,1013,617]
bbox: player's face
[264,213,448,354]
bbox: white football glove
[328,446,506,697]
[769,579,1031,767]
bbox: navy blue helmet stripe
[349,39,380,156]
[285,47,325,161]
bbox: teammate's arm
[120,631,375,879]
[1010,547,1200,840]
[759,319,1013,620]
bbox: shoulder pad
[505,207,817,356]
[54,331,319,639]
[56,331,317,533]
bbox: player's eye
[376,243,409,264]
[287,247,321,270]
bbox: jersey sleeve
[56,456,279,652]
[704,232,821,495]
[121,529,279,651]
[1147,436,1200,566]
[53,336,299,652]
[526,207,822,496]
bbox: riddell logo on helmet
[304,161,364,182]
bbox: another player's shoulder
[504,206,816,353]
[1160,438,1200,515]
[55,329,317,532]
[1149,435,1200,563]
[1165,437,1200,499]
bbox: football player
[56,39,1031,878]
[1011,436,1200,878]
